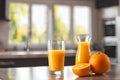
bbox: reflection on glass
[31,4,47,43]
[73,6,91,35]
[9,3,29,44]
[54,5,70,42]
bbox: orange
[72,63,91,77]
[89,52,110,74]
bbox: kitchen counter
[0,50,76,59]
[0,51,76,67]
[0,51,117,67]
[0,64,119,80]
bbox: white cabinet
[116,17,120,63]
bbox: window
[7,0,92,50]
[74,6,91,35]
[9,3,47,44]
[9,3,29,44]
[54,5,70,42]
[73,6,91,43]
[31,4,47,43]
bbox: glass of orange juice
[48,40,65,76]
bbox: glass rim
[48,40,65,50]
[48,40,65,42]
[76,34,92,38]
[76,34,90,36]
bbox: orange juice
[75,42,91,64]
[48,50,65,71]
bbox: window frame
[6,0,95,51]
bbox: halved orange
[72,63,91,77]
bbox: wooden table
[0,64,120,80]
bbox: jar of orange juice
[75,34,91,64]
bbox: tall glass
[75,34,91,64]
[48,40,65,76]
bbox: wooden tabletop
[0,63,120,80]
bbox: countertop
[0,50,76,59]
[0,64,119,80]
[0,51,76,67]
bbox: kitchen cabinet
[95,0,119,9]
[0,0,9,21]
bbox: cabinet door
[0,0,5,18]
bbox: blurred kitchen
[0,0,120,66]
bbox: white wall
[0,21,9,51]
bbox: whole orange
[89,52,110,74]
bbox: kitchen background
[0,0,120,64]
